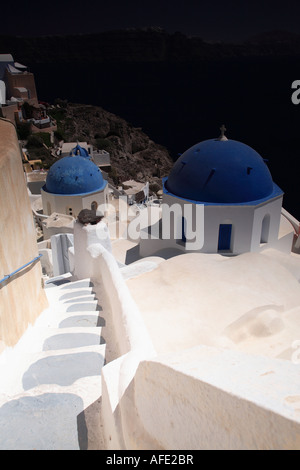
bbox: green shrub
[149,183,161,193]
[26,135,44,148]
[108,166,120,185]
[95,138,114,152]
[27,132,51,148]
[48,107,67,122]
[54,130,65,141]
[17,122,31,140]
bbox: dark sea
[30,56,300,220]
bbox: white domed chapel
[41,143,108,218]
[140,127,289,257]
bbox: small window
[91,201,98,211]
[218,224,232,251]
[260,214,270,244]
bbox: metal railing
[0,254,42,285]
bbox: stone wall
[0,118,47,351]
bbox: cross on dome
[218,124,228,141]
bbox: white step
[0,390,85,449]
[19,327,103,353]
[45,277,93,290]
[36,310,103,328]
[49,300,99,312]
[0,345,106,450]
[0,274,107,449]
[22,344,106,391]
[50,288,95,302]
[0,344,106,397]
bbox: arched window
[91,201,98,211]
[260,214,270,244]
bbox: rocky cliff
[48,101,173,188]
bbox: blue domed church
[41,144,108,218]
[140,127,287,256]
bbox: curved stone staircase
[0,274,106,450]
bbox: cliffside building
[0,54,56,133]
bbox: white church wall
[269,231,294,254]
[82,185,108,216]
[160,193,284,255]
[203,204,254,254]
[159,194,205,252]
[251,196,284,251]
[41,187,107,218]
[161,193,256,254]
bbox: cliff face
[49,101,173,186]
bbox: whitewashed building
[140,127,289,257]
[41,144,108,218]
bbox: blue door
[218,224,232,251]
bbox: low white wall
[73,220,156,448]
[86,242,155,357]
[130,346,300,449]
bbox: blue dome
[44,156,106,195]
[69,143,90,159]
[164,138,277,203]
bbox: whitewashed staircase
[0,274,106,450]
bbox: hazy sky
[2,0,300,42]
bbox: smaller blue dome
[44,156,106,195]
[69,143,90,159]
